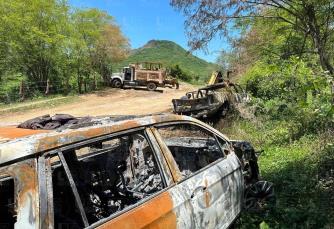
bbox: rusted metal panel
[37,156,48,229]
[96,191,177,229]
[0,126,49,141]
[5,159,39,229]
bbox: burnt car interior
[0,176,16,229]
[157,124,227,178]
[51,131,163,228]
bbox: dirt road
[0,83,196,124]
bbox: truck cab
[123,66,132,81]
[110,66,134,88]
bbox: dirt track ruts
[0,83,196,124]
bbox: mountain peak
[140,40,183,50]
[120,40,217,80]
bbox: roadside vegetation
[218,114,333,228]
[172,0,334,228]
[0,0,130,104]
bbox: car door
[45,128,186,229]
[153,122,243,229]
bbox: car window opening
[51,132,163,228]
[157,124,224,178]
[0,176,16,229]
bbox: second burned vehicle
[172,80,250,119]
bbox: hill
[116,40,218,82]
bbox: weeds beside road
[219,115,334,229]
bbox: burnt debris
[18,114,92,130]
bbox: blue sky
[69,0,228,63]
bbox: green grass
[115,40,218,82]
[218,117,334,228]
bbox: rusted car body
[0,114,246,229]
[172,82,249,119]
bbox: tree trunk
[84,78,87,93]
[305,5,334,75]
[77,68,82,94]
[45,79,50,95]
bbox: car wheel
[147,82,157,91]
[112,79,122,88]
[245,180,275,212]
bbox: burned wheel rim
[147,83,157,91]
[112,79,122,88]
[245,181,275,212]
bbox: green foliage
[220,118,334,229]
[117,40,217,83]
[0,73,25,104]
[241,57,333,136]
[0,0,129,102]
[169,64,193,82]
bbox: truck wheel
[147,82,157,91]
[112,79,122,88]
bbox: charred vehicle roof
[0,114,215,165]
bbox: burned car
[172,82,250,119]
[0,114,272,229]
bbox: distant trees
[169,64,193,82]
[0,0,129,102]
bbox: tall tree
[93,24,130,85]
[71,8,128,92]
[0,0,70,90]
[171,0,334,75]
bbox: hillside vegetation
[117,40,217,83]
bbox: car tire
[244,180,275,212]
[147,82,157,91]
[112,79,122,88]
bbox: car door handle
[190,186,207,199]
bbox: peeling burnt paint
[4,159,39,229]
[167,154,243,229]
